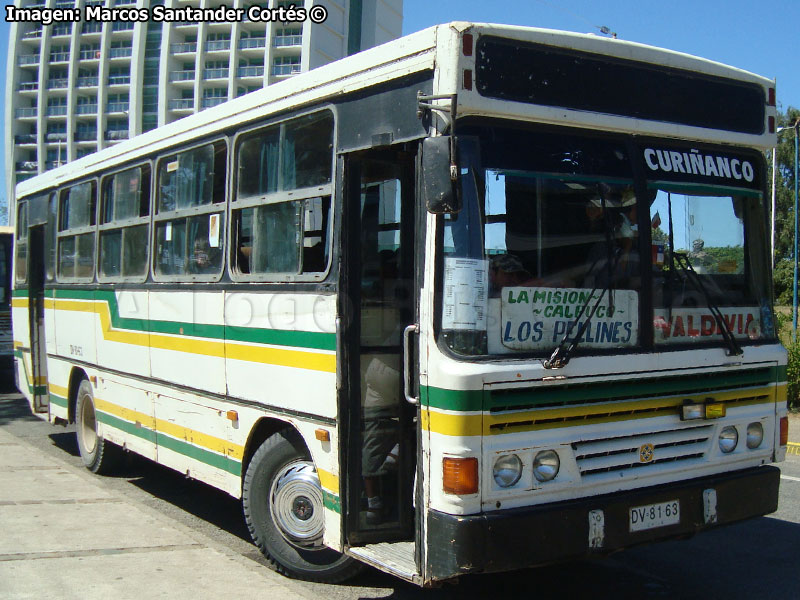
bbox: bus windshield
[440,127,773,357]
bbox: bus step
[347,541,419,583]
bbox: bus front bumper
[425,465,780,581]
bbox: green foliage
[774,259,794,305]
[786,340,800,409]
[771,107,800,263]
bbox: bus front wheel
[242,429,362,582]
[75,379,120,474]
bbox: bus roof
[16,22,775,199]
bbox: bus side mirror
[421,136,460,214]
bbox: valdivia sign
[642,147,760,189]
[501,287,639,351]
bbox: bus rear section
[0,227,13,386]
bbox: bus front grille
[572,424,713,478]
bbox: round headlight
[493,454,522,488]
[533,450,560,482]
[719,426,739,453]
[746,422,764,449]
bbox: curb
[788,442,800,456]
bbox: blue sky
[2,0,799,216]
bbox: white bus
[12,22,789,586]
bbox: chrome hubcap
[270,460,325,549]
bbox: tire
[75,379,120,474]
[242,429,363,582]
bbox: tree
[768,107,800,307]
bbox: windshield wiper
[671,252,742,356]
[544,247,622,369]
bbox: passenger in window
[488,253,532,296]
[190,237,218,275]
[581,188,639,289]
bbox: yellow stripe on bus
[94,397,245,461]
[45,297,336,373]
[317,468,339,493]
[424,387,781,437]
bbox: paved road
[1,392,798,599]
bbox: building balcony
[239,37,266,50]
[51,27,72,37]
[175,21,199,27]
[50,52,70,62]
[46,106,68,116]
[74,131,98,142]
[169,98,194,110]
[201,97,226,109]
[18,54,40,66]
[169,70,196,82]
[105,130,129,141]
[273,35,302,47]
[19,81,39,92]
[16,161,39,172]
[45,161,66,171]
[79,49,102,60]
[238,66,264,78]
[205,40,231,52]
[109,47,133,59]
[203,68,229,80]
[15,108,38,118]
[76,76,99,88]
[170,42,197,53]
[45,133,68,142]
[81,24,103,35]
[107,75,131,85]
[106,102,130,113]
[22,30,43,39]
[271,64,301,76]
[47,78,69,89]
[76,104,98,115]
[111,22,134,32]
[14,134,38,145]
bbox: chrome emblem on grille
[639,443,655,463]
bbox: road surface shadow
[0,393,41,426]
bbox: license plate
[629,500,680,532]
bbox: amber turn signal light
[443,457,479,495]
[780,416,789,446]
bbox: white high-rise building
[5,0,403,220]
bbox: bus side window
[232,110,333,280]
[154,141,226,280]
[99,165,151,281]
[57,181,97,282]
[15,202,28,283]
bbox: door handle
[403,324,419,405]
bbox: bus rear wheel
[75,379,120,474]
[242,429,362,583]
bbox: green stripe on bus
[422,366,783,412]
[50,393,68,409]
[50,289,336,352]
[322,490,342,513]
[97,410,242,476]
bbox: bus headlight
[746,422,764,449]
[493,454,522,487]
[718,426,739,453]
[533,450,560,482]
